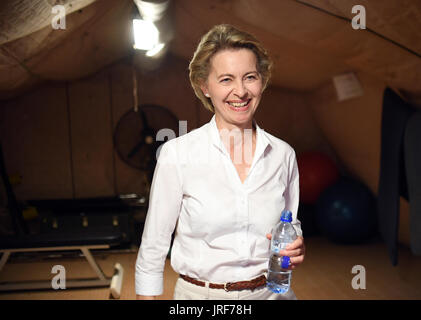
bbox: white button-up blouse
[135,116,302,296]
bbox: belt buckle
[224,282,233,292]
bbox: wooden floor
[0,236,420,300]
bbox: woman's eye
[246,75,257,80]
[220,78,231,83]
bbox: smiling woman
[200,48,263,131]
[189,24,273,114]
[135,24,305,301]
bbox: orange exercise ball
[297,151,340,204]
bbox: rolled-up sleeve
[284,149,302,237]
[135,141,183,296]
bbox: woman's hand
[266,234,305,270]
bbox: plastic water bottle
[267,210,297,294]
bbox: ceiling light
[132,19,159,51]
[146,43,165,57]
[133,0,169,21]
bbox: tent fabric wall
[0,0,132,100]
[305,73,413,249]
[0,53,320,200]
[0,0,420,105]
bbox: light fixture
[132,0,170,57]
[146,43,165,57]
[134,0,170,22]
[132,19,159,51]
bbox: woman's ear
[200,84,210,98]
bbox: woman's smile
[226,98,252,112]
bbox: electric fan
[113,104,179,181]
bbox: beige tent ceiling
[1,0,420,104]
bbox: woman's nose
[233,80,247,98]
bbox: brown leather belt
[180,274,266,292]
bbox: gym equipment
[0,232,124,297]
[315,177,377,244]
[0,103,178,295]
[27,195,143,245]
[0,144,127,298]
[377,88,415,265]
[297,151,339,204]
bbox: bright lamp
[132,19,159,51]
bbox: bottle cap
[281,256,290,269]
[280,210,292,223]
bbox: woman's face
[201,48,263,130]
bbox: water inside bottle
[267,270,291,294]
[267,254,291,294]
[271,239,288,253]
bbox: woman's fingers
[279,247,302,257]
[285,236,304,250]
[266,235,305,267]
[289,254,305,265]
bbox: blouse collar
[208,115,272,159]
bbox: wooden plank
[256,86,329,154]
[67,70,114,198]
[135,54,199,133]
[0,83,72,200]
[109,61,148,197]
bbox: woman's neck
[215,116,257,165]
[214,115,255,132]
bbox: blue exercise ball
[315,177,378,244]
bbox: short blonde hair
[189,24,273,113]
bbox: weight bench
[0,144,127,299]
[0,231,125,298]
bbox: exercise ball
[315,178,377,244]
[297,151,339,204]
